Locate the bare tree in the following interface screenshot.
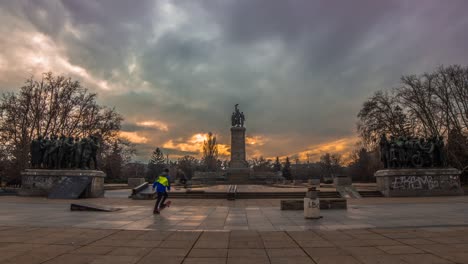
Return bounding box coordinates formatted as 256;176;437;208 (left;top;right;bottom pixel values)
0;72;123;180
202;132;219;171
357;91;411;148
319;153;342;178
357;65;468;171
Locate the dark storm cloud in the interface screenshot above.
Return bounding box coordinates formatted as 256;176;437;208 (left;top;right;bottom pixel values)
1;0;468;160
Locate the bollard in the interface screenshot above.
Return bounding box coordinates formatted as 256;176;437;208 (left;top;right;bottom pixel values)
304;187;321;219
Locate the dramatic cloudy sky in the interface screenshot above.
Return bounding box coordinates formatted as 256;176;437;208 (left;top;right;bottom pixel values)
1;0;467;162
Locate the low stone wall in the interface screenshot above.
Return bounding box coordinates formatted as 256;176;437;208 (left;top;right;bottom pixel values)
375;168;463;197
19;169;106;198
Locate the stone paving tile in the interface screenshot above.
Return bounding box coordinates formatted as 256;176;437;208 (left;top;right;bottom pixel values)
160;240;196;249
107;247;152;256
377;245;424;254
348;233;389;240
331;239;377;247
341;246;386;255
226;257;270;264
269;257;316;264
182;258;226;264
427;236;465;244
126;239;162;247
266;248;308;258
396;238;437;245
381;232;419;239
227;248;268;258
3;251;62;264
137;256;184;264
398;254;454;264
312;255;362;264
354;254;407;264
188;248;228;258
287;231;323;241
90;255;140;264
440;253;468;264
90;238;129;247
194;239;229;248
263;240;298;248
147;248;190;257
0;251;25;262
0;243;45;252
303;247;350;257
198;232;230;240
228;240;264;248
413;244;464;255
359;239;404;246
71;245;114;255
42;254;97;264
295;239;334;248
166;231;201;241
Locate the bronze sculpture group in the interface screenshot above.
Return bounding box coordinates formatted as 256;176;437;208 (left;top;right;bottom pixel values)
231;104;245;127
30;134;100;170
379;134;446;169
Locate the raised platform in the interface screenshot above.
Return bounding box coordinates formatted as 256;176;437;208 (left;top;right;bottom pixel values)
226;167;251;183
375;168;463;197
19;169;106;199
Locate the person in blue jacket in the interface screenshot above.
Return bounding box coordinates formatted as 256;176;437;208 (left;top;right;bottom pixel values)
153;168;170;214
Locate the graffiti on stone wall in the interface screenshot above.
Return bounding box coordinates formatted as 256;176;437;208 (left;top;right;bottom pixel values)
390;175;460;191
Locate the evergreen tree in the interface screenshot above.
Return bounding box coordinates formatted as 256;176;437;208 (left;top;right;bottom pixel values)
273;156;282;172
282;157;292;180
147;147;166;181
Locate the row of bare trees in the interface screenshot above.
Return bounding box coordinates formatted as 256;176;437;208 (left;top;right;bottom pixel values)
0;73;126;184
357;65;468;171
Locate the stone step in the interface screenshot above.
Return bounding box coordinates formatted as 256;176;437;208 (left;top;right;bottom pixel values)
281;198;347;210
359;191;383;197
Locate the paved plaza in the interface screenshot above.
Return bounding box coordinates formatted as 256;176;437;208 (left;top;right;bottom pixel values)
2;225;468;263
1;194;468;231
1;193;468;263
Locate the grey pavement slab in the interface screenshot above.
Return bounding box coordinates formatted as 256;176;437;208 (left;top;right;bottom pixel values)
1;195;468;232
0;227;466;263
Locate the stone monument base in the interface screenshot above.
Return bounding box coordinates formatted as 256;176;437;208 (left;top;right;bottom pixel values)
375;168;463;197
191;171;226;184
19;169;106;199
227;168;251;184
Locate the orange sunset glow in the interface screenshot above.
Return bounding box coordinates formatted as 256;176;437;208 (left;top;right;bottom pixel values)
1;1;465;165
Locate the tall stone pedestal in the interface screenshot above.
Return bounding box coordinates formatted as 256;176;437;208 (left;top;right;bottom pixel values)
19;169;106;199
375;168;463;197
228;126;250;183
227;168;251;184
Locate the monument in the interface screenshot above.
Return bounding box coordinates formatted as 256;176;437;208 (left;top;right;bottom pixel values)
227;104;251;183
374;134;463;197
20;134;106;199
